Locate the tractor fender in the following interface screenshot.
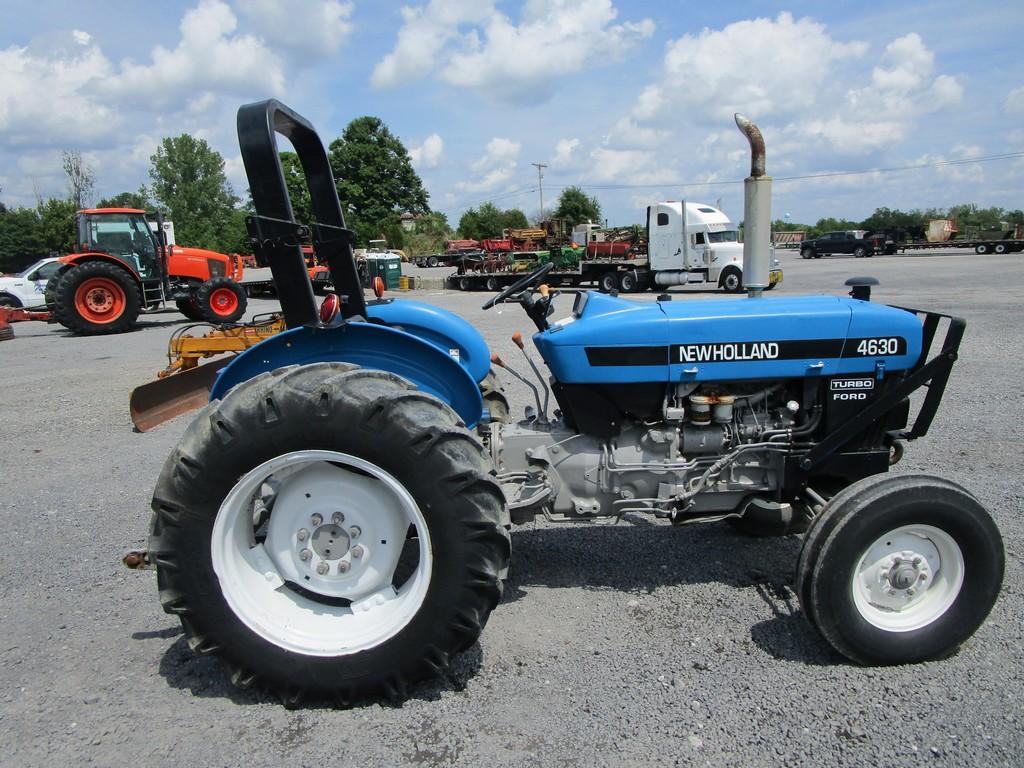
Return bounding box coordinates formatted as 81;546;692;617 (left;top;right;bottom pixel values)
210;321;484;427
365;299;491;383
58;253;144;287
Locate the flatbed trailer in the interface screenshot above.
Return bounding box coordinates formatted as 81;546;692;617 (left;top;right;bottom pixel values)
893;239;1024;255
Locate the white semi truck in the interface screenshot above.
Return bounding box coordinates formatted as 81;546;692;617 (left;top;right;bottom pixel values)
451;201;783;294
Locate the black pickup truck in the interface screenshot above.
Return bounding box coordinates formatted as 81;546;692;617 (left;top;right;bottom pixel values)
800;230;876;259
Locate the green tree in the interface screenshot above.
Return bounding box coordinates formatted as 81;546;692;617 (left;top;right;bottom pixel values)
149;135;239;251
946;203;1007;236
403;212;452;256
0;206;46;273
36;198;77;254
97;188;151;210
458;203;529;240
808;217;860;238
553;186;601;228
328;116;430;246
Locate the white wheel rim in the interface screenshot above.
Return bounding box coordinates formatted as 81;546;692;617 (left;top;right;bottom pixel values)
851;524;964;632
211;450;432;656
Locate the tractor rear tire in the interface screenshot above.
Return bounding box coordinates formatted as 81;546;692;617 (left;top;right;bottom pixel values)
975;243;989;255
796;474;1003;665
598;272;617;293
619;271;638;293
51;261;141;335
195;277;247;324
148;363;510;704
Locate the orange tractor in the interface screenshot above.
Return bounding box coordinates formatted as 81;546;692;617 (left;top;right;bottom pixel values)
44;208;247;335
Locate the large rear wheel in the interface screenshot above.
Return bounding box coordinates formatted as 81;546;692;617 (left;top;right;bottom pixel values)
796;474;1003;665
148;363;510;703
51;261;141;335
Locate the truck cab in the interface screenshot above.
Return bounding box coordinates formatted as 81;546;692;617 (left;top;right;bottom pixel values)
647;201;781;291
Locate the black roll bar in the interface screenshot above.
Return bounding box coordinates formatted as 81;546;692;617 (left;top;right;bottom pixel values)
236;99;367;327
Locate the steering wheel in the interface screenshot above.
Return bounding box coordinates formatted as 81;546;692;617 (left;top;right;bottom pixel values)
482;262;554;310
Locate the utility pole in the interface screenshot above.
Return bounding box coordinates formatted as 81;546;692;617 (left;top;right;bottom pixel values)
531;162;547;222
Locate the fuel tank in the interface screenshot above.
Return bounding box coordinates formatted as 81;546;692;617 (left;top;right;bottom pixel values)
534;292;923;384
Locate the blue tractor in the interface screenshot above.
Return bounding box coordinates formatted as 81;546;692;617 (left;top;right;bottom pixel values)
142;101;1002;704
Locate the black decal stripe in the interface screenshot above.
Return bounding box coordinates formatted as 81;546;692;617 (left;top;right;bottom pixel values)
586;346;667;366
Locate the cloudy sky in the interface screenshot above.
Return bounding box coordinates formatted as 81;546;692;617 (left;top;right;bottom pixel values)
2;0;1021;229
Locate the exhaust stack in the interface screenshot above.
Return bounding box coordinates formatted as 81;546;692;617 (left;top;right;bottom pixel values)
735;114;771;298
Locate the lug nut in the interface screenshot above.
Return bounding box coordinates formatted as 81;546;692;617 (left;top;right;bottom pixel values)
332;512;344;524
352;545;364;559
338;561;350;574
297;528;309;541
349;526;361;538
316;562;329;575
311;513;323;526
912;556;922;567
299;548;311;561
906;588;916;596
919;573;928;581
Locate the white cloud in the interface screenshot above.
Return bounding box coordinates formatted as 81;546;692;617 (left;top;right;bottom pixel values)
871;33;933;93
0;0;288;153
1005;85;1024;114
409;133;444;168
551;138;580;168
371;0;496;88
458;137;521;192
109;0;286;108
373;0;653;103
0;36;116;146
471;137;521;172
236;0;354;56
650;12;867;122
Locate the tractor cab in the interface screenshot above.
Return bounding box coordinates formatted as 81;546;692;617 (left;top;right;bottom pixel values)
75;208;161;280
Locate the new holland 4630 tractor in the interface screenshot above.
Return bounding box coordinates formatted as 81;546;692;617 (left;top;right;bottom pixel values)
136;101;1003;704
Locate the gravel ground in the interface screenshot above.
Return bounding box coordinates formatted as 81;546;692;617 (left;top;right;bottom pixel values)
1;248;1021;766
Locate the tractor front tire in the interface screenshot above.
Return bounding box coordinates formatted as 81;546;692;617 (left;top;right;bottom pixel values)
195;277;247;324
148;363;510;704
51;261;141;335
796;474;1003;665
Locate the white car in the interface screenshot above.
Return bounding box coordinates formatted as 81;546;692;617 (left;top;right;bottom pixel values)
0;257;62;308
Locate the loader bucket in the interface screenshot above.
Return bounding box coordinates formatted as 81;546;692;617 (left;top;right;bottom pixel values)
129;357;232;432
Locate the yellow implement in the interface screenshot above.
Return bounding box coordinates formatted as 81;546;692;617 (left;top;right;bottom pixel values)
130;315;285;432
